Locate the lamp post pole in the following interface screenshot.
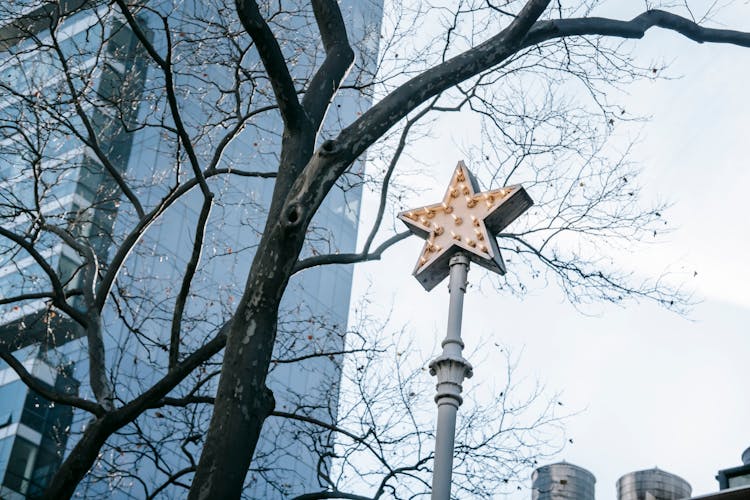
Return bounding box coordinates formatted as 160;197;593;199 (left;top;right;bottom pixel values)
429;252;473;500
397;161;533;500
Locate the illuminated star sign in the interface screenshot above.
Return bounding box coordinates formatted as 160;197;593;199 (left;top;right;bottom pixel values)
398;161;533;291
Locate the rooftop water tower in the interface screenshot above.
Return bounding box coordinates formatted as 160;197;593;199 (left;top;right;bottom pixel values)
616;468;692;500
531;462;596;500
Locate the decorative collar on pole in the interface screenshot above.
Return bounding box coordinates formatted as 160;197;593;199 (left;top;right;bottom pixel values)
398;161;533;291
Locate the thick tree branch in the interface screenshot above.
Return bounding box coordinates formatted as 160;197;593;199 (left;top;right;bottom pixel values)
41;224;92;262
339;0;551;148
303;0;355;131
0;351;105;416
523;9;750;48
170;195;213;369
293;3;750;247
293;231;410;274
42;322;230;499
121;321;229;420
235;0;308;130
0;289;81;306
289;0;552;220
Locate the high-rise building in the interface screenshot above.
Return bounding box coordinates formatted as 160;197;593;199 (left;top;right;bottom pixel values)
0;1;382;497
1;4;148;496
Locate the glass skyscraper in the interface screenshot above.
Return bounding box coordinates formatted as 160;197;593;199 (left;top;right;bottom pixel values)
1;3;149;496
0;1;382;498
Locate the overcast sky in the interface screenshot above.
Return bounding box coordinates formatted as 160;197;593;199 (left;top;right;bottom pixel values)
350;3;749;499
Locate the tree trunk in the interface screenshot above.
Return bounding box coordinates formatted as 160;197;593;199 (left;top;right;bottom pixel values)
186;307;278;500
188;130;317;499
186;223;307;499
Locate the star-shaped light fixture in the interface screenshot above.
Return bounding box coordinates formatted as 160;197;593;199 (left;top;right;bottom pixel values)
398;161;533;291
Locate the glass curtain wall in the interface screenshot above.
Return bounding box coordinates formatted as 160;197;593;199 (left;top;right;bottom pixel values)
0;3;147;495
1;1;383;498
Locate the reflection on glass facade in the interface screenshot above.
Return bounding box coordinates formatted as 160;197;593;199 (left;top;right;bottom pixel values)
0;346;78;499
0;2;152;497
1;1;383;498
0;3;149;350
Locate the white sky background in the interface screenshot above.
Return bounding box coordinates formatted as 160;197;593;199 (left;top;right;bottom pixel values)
349;2;750;499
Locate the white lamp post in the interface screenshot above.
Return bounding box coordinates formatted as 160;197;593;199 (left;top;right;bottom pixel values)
398;161;533;500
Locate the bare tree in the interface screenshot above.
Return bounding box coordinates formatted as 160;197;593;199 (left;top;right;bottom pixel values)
188;2;750;498
0;0;749;498
69;299;567;499
284;315;569;500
